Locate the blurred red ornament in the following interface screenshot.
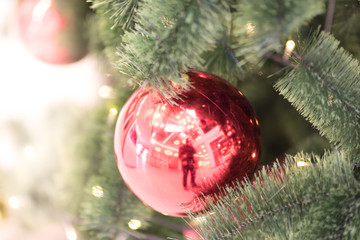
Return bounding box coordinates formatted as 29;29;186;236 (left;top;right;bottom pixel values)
114;70;261;217
17;0;87;64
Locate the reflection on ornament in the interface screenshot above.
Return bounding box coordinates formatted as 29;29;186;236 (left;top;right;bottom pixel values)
114;70;261;217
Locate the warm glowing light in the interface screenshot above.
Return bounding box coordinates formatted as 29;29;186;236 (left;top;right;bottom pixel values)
155;147;161;152
65;229;78;240
251;152;256;159
8;196;20;209
174;140;180;145
128;219;142;230
99;85;114;99
108;107;118;122
109;107;118;115
296;161;312;167
33;0;51;22
283;40;296;60
24;145;35;161
154;112;161;119
164;150;173;156
246;22;255;34
92;185;104;198
286;40;295;51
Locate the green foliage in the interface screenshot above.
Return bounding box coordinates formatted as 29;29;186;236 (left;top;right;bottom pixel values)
275;30;360;161
77;116;153;240
91;0;139;30
189;152;360;239
90;0;327;95
89;0;139;61
202;20;243;85
116;0;230;99
233;0;324;65
333;0;360;37
56;104;154;239
56;106;109;215
332;0;360;59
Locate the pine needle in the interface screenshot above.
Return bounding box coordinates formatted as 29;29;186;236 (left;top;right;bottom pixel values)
233;0;325;65
188;151;360;239
115;0;230;99
275;30;360;160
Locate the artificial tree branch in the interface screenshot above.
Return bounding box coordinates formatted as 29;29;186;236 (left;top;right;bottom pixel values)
267;53;290;67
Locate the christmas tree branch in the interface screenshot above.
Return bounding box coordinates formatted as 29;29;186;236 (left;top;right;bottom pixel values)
77;117;153;239
188;152;360;239
202;15;244;84
233;0;324;65
58;105;153;240
90;0;139;31
216;193;329;239
335;194;360;240
115;0;230;99
332;0;360;37
89;0;139;61
275;30;360;160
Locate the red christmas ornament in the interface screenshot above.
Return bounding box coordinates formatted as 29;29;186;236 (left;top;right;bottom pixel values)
17;0;87;64
114;70;261;217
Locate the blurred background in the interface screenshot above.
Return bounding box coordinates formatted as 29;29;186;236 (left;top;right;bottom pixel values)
0;0;103;239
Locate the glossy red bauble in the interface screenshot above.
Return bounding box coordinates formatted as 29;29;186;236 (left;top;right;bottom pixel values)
17;0;87;64
114;70;261;217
